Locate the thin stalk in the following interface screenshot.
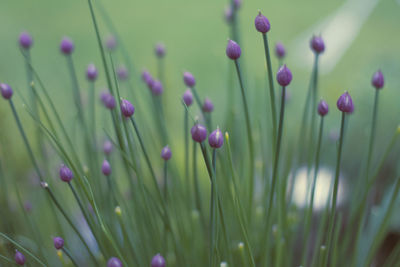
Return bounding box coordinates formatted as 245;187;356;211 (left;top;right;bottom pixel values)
87;0;113;91
0;254;13;264
306;55;320;171
331;214;343;267
190;86;210;130
115;213;141;265
62;247;79;267
95;0;136;76
349;89;380;267
192;142;207;231
262;33;277;146
68;183;102;251
14;185;47;264
365;90;380;179
288;55;319;204
66;56;85;125
129;117;162;202
233;59;255;212
264;86;286;264
364;176;400;266
88;82;97;148
301;116;325;265
163;160;168;255
318;246;327;267
322;112;346;266
209;149;217;267
225;133;256;267
184;109;191;207
9;100;42;182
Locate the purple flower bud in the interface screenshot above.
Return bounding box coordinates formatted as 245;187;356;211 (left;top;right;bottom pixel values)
19;31;33;49
102;160;111;176
208;128;224;148
233;0;242;10
226;40;241;60
60;37;74;55
276;64;292;86
117;66;129;81
254;12;270;33
182;89;193;106
146;76;155;90
105;35;117;51
120;99;135;117
318;99;329;116
155;43;166;58
151;80;164;96
0;83;13;100
151;254;166;267
161;146;172;161
15;250;26;266
371;70;384;89
275;42;286;59
86;63;98;81
101;92;116;110
53;237;64;250
203;98;214;113
183;72;196;87
59;164;73;182
142;70;152;84
336;91;354;113
224;6;233;24
103;140;113;155
191;123;207;143
310;35;325;54
107;257;123;267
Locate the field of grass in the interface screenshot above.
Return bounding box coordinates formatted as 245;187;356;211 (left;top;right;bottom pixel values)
1;0;400;266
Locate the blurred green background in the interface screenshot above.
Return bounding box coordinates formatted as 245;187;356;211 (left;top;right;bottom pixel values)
0;0;400;179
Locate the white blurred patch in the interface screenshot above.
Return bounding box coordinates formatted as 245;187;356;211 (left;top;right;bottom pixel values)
290;0;379;74
291;166;346;211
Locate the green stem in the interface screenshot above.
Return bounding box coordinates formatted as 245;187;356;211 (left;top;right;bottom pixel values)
288;55;319;204
192;142;207;231
163;160;168;255
62;247;79;267
350;89;380;267
225;133;256;266
66;56;85;125
262;33;277;145
190;87;211;130
365;90;380;181
68;183;103;253
322;112;346;266
233;59;254;213
302;116;324;265
87;0;113;91
184;110;191;207
364;176;400;266
263;86;286;265
306;55;320;172
89;82;97;148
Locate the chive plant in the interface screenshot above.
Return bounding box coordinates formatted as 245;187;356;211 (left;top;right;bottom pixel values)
1;3;400;267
